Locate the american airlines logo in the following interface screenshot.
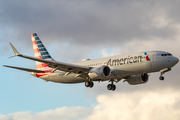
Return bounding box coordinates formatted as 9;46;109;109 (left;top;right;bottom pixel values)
107;55;144;66
107;52;151;66
144;52;151;61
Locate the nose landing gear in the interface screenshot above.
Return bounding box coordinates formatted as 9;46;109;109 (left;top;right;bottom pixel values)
159;68;171;81
159;76;164;80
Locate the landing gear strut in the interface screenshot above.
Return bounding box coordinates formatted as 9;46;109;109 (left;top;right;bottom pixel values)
85;81;94;88
107;80;116;91
159;68;171;81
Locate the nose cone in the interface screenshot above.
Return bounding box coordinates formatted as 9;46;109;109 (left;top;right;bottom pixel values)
176;57;179;64
172;57;179;66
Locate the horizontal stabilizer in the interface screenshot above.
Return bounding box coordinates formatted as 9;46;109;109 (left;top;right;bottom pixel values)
3;65;44;72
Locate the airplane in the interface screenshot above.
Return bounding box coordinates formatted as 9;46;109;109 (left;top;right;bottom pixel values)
3;33;179;91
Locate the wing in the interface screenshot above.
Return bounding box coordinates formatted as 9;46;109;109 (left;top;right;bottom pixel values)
3;65;44;72
9;42;90;75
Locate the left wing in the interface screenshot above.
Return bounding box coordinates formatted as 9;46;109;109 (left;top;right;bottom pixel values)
3;65;44;72
8;42;90;75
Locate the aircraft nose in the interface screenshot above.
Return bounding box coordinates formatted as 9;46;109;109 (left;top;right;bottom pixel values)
168;57;179;68
173;57;179;65
176;57;179;64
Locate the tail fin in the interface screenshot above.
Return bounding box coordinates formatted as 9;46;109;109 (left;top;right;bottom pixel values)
31;33;53;70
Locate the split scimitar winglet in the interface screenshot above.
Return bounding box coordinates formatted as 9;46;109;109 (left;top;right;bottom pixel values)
9;42;21;58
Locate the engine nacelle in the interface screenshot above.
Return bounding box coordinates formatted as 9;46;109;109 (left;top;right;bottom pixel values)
88;65;111;80
126;73;149;85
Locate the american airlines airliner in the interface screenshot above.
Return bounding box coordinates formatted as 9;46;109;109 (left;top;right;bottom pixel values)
4;33;179;91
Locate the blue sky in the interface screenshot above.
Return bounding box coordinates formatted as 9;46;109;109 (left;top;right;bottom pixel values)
1;0;180;120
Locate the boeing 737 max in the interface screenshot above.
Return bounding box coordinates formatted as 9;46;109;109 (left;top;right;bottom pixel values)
4;33;179;91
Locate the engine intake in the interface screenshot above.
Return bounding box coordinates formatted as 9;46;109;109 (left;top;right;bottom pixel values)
126;73;149;85
88;65;111;80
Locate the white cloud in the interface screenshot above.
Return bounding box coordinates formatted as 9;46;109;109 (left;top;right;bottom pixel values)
84;89;180;120
0;107;92;120
1;89;180;120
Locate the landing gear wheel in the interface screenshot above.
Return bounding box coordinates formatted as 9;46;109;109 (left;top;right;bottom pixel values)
159;76;164;80
107;84;116;91
107;84;112;90
85;81;94;88
85;81;90;87
89;82;94;88
112;85;116;91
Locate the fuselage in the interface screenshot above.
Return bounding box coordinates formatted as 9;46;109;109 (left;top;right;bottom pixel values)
31;51;179;83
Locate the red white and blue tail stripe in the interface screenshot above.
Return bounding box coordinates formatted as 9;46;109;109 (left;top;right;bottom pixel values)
31;33;53;70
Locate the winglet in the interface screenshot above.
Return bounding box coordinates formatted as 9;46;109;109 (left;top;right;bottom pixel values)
9;42;20;56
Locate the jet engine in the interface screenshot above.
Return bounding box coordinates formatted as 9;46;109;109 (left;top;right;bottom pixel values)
88;65;111;80
126;73;149;85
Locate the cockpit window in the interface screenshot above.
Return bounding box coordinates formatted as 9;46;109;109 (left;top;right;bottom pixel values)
161;54;172;56
167;54;172;56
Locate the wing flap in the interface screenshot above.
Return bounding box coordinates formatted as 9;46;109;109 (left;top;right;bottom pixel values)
3;65;44;72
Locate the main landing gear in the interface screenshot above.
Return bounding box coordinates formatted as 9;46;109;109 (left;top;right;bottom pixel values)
107;80;116;91
85;79;116;91
159;68;171;81
85;81;94;88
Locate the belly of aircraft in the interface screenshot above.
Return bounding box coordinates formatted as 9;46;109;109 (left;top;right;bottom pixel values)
40;73;86;83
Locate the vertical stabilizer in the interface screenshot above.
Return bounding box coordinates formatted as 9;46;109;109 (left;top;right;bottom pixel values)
31;33;53;70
